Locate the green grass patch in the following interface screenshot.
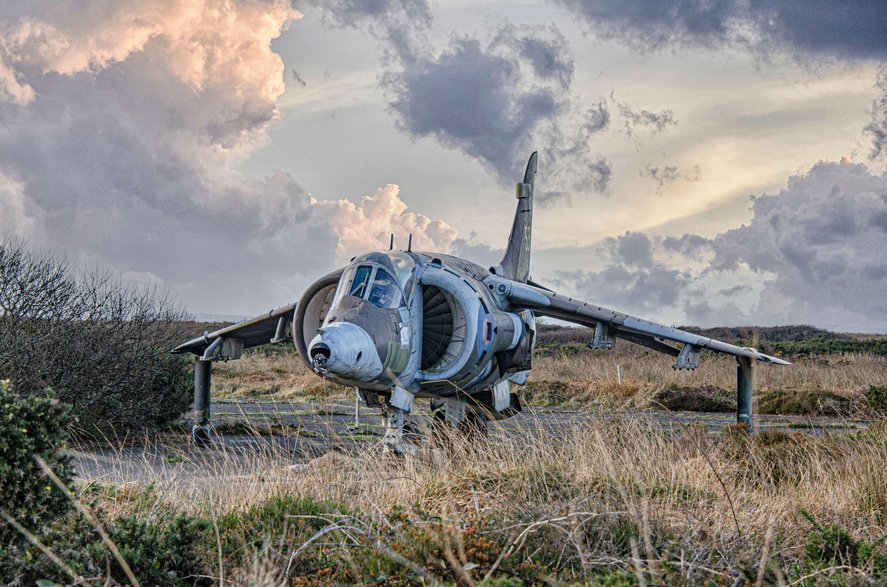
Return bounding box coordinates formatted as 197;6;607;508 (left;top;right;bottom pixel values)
758;389;851;416
653;384;733;412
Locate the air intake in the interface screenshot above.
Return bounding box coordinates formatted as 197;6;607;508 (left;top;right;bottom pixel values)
421;286;452;370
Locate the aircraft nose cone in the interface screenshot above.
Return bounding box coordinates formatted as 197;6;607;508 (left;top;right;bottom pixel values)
308;322;383;381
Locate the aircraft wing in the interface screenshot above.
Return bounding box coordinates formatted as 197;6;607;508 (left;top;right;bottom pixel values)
499;279;790;366
172;303;296;357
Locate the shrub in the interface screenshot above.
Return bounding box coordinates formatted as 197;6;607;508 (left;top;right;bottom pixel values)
0;237;193;435
867;385;887;413
801;511;887;579
653;384;733;412
7;507;213;586
757;389;850;416
0;380;73;554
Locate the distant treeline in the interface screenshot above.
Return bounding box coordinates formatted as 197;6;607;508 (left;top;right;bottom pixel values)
536;323;887;357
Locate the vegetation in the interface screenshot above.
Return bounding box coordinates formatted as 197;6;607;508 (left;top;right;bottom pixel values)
0;380;73;556
5;417;887;584
867;384;887;413
0;237;193;436
538;323;887;357
208;341;887;418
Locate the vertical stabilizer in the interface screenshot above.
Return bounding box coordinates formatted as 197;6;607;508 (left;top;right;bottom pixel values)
498;152;536;282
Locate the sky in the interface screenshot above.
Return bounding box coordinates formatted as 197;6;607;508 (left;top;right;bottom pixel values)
0;0;886;331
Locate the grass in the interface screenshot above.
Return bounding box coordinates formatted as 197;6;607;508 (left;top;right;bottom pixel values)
211;345;887;417
14;335;887;584
32;415;886;584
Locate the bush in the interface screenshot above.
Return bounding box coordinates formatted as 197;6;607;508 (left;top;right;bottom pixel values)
0;237;193;435
7;507;213;586
654;384;733;412
867;385;887;413
0;380;73;554
801;511;887;579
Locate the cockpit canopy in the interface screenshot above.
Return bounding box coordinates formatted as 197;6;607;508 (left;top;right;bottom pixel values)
344;264;403;309
331;251;417;313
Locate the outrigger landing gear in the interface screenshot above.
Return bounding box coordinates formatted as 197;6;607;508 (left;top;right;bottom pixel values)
736;356;755;432
192;358;212;447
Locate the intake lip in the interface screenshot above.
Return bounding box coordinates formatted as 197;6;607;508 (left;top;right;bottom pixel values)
310;343;331;364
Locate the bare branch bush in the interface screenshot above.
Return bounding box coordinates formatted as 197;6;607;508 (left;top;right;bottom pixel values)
0;236;193;436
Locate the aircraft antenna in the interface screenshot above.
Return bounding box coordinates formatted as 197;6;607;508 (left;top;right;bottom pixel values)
407;234;412;252
389;234;394;250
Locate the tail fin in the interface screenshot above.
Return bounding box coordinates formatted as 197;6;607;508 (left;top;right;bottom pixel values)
498;151;537;282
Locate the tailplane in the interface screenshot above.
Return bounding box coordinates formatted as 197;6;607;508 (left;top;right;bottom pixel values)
497;152;536;282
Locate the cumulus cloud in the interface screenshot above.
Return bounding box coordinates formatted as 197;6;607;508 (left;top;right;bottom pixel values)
315;184;458;258
553;0;887;60
0;1;460;314
551;162;887;331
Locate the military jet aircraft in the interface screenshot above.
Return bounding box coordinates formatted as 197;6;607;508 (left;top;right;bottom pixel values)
174;152;789;451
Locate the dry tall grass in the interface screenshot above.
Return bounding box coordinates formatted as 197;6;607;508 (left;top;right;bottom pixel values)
211;346;887;415
76;415;887;584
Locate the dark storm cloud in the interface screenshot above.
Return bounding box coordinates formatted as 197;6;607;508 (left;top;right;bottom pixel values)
554;162;887;330
385;37;561;181
384;25;612;195
662;233;710;260
610;231;653;267
554;263;692;315
553;0;887;60
314;1;611;200
509;25;575;89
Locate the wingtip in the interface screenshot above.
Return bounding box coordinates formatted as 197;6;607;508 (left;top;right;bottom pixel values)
759;354;792;366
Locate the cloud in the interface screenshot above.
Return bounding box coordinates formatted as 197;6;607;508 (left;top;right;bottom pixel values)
507;24;574;90
384;25;612;196
640;165;680;193
311;0;432;60
610;231;653;267
864;68;887;160
640;164;699;193
613;95;677;137
452;231;506;270
0;1;460;314
312;3;611;200
553;0;887;60
550;161;887;331
315;184;458;258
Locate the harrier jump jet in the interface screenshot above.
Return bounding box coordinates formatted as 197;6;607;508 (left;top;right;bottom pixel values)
174;153;788;450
